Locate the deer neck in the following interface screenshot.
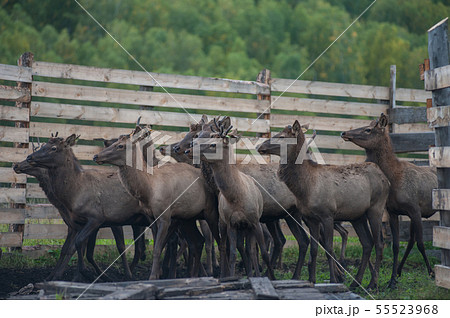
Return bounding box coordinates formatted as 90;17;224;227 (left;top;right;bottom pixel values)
208;149;242;203
365;134;400;182
201;161;219;195
118;164;154;202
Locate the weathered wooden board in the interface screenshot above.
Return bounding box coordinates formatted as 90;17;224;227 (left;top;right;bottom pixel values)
435;265;450;289
0;126;29;143
272;96;388;117
428;105;450;128
0;208;25;224
390;132;435;153
433;226;450;250
30;101;269;133
26;204;60;219
0;85;30;102
32;61;270;95
0;232;22;247
425;64;450;91
271;78;430;103
0;147;30;163
31;81;270;114
429;147;450;167
432;189;450;211
0;167;27;183
100;284;158;300
249;277;279;299
271;114;371;132
389;106;427;124
0;64;32;82
393;123;433;133
0;188;26;204
0;105;29;122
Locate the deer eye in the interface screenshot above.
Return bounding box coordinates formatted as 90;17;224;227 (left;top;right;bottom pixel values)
51;146;57;151
364;128;372;133
117;144;124;149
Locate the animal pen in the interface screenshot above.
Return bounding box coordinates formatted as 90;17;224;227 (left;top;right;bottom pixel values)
0;52;439;263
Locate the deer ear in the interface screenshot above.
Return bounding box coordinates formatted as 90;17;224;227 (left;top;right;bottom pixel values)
104;138;118;148
200;114;208;125
133;125;143;135
292;120;302;133
65;134;78;147
379;113;389;128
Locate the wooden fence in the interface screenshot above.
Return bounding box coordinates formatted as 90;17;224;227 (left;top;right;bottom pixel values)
425;18;450;290
0;52;434;251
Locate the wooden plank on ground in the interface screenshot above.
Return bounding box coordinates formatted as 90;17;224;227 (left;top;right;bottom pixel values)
0;147;30;162
271;78;431;102
0;105;29;121
271;114;371;132
433;226;450;250
435;265;450;289
30;102;269;133
32;61;270;95
0;232;22;247
390;132;435;153
100;284;158;300
0;126;29;143
428;105;450;128
425;64;450;91
249;277;279;300
0;64;32;82
0;188;26;204
35;281;127;296
432;189;450;211
389;106;427;124
0;167;27;183
429;147;450;167
272;96;388;117
314;283;348;293
0;85;30;102
0;208;25;224
31;81;269;114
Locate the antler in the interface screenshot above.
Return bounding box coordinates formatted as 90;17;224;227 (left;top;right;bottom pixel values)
136;116;142;127
306;130;317;148
224;125;233;137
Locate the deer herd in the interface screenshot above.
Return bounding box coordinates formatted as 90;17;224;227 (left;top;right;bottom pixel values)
13;113;438;290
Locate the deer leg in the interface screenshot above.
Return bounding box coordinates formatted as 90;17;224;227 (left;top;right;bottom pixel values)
130;225;146;272
265;221;283;269
166;233;179;279
110;226;133;280
397;221;415;277
388;213;400;289
85;229;104;277
219;221;229;277
74;219;103;281
199;220;214;276
237;231;252;277
285;216;309;280
409;213;433;277
350;218;373;287
179;219;205;278
322;218;341;283
274;220;286;269
47;227;77;281
247;232;260;277
149;219;172;280
334;222;348;267
306;219;320;284
228;226;238;278
254;223;275;280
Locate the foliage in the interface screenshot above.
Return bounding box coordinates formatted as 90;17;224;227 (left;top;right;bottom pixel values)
1;0;449;87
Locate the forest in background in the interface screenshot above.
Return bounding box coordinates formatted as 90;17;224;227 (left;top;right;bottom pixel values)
1;0;449;89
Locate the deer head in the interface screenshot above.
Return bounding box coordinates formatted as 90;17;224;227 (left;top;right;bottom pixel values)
257;123;310;156
26;134;79;168
340;113;389;150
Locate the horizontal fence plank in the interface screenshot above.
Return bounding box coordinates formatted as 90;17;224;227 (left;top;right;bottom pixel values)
0;167;27;183
0;64;32;82
0;208;25;224
0;188;26;204
427;105;450;128
26;204;60;219
268;153;366;165
390;132;435;153
273;96;388;117
393;123;433;133
432;189;450;211
271;114;371;131
425;64;450;91
0;85;30;102
32;61;270;95
32;81;270;115
30;102;269;133
0;147;30;163
0;232;22;247
389;106;427;124
271;78;431;102
0;105;29;121
0;126;29;143
435;265;450;289
24;223;147;240
429;147;450;167
433;226;450;250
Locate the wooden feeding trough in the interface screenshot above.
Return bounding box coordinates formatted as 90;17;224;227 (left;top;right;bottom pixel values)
14;277;364;300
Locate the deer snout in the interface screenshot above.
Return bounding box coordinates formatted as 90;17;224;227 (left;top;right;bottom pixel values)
340;131;351;141
12;163;19;172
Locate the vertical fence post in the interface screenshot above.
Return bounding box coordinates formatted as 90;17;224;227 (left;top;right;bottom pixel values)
10;52;33;251
256;69;271;139
427;18;450;286
388;65;397;133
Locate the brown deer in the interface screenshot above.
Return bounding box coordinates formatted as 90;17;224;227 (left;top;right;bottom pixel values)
187;119;275;279
25;135;152;281
274;120;389;289
257;131;350;266
341;113;438;288
93;126;220;279
178;116;309;279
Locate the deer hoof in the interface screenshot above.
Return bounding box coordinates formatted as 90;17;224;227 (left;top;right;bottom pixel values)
387;279;398;289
